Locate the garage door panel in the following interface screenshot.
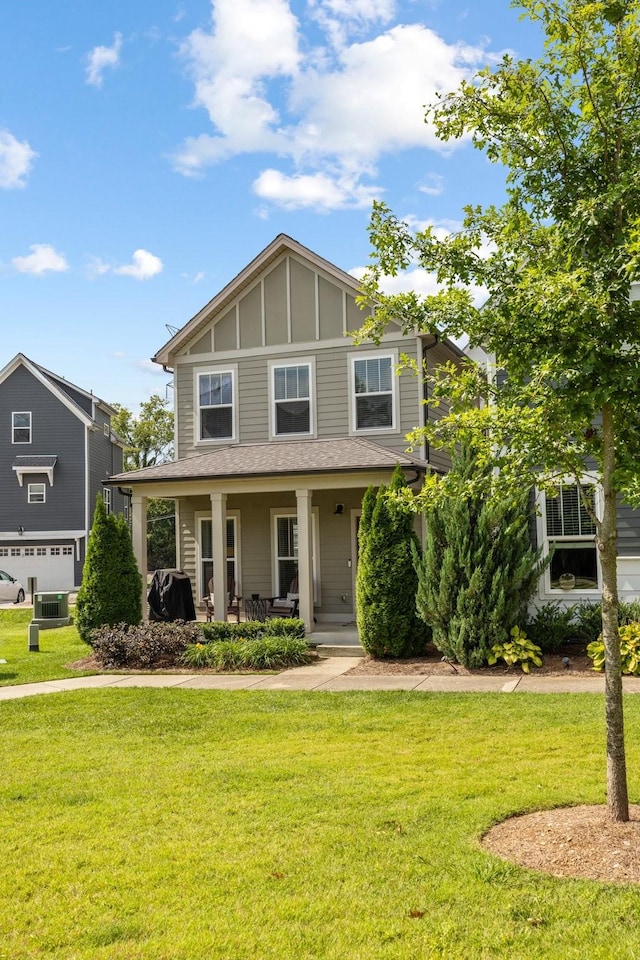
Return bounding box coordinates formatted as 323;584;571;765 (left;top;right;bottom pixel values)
0;547;75;591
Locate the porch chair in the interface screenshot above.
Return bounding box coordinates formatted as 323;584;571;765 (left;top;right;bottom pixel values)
204;576;241;623
266;577;299;618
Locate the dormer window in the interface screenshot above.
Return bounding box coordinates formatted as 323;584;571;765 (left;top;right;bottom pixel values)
12;412;31;444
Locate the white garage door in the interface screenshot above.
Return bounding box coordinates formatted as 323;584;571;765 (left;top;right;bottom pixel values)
0;546;76;592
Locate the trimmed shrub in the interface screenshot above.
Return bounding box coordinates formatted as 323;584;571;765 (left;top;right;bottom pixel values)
356;465;430;658
524;602;578;653
200;618;305;643
415;445;547;668
76;496;142;644
90;620;202;668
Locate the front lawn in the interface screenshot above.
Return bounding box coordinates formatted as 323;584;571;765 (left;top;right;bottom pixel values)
1;690;640;958
0;608;95;686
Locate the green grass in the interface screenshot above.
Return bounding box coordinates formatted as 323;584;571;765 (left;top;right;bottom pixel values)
0;608;96;686
2;690;640;958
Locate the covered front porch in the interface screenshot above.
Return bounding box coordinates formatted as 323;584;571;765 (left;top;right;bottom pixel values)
108;438;427;633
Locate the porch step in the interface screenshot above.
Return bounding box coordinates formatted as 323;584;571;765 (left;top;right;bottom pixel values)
314;643;364;658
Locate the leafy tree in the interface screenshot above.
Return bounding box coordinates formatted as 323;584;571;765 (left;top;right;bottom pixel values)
112;395;175;570
415;445;546;667
111;395;174;471
75;496;142;643
355;0;640;819
356;464;429;657
147;497;176;570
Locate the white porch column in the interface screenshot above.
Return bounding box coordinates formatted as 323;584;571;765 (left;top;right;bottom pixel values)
131;494;148;619
210;492;228;622
296;488;314;632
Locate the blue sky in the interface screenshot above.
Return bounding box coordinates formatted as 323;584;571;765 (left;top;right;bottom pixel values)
1;0;544;412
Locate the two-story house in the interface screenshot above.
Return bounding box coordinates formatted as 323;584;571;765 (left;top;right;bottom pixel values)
0;354;127;591
107;235;464;629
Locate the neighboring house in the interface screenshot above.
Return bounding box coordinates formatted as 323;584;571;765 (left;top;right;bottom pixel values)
0;354;127;591
107;234;465;629
468;344;640;607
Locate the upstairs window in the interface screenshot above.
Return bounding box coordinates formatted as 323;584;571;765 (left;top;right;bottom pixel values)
12;412;31;444
28;483;46;504
543;482;599;592
352;355;395;431
198;371;234;441
273;363;312;436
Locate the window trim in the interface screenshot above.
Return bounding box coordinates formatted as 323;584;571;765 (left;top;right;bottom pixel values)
268;358;316;440
194;366;238;446
28;482;46;504
12;411;32;444
348;350;399;434
196;511;241;601
270;508;320;602
536;477;602;598
103;488;112;515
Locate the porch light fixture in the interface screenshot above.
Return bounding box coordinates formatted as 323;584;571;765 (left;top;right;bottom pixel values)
333;503;345;516
18;526;24;536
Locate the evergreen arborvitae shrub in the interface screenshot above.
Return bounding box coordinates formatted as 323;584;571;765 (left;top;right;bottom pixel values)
75;496;142;643
414;445;546;667
356;464;429;658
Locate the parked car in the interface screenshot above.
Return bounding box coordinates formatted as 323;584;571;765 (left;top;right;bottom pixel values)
0;570;25;603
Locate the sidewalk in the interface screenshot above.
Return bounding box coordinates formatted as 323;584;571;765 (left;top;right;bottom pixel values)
2;658;640;700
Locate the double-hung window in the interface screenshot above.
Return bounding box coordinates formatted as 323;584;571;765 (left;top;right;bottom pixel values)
272;363;312;436
542;482;599;592
28;483;46;504
198;371;234;441
351;354;395;431
12;412;31;444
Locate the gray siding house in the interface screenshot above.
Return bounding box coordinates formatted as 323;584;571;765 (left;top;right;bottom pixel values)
0;354;126;590
107;235;464;629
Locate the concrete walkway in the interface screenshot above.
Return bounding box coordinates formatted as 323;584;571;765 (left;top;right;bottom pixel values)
2;658;640;700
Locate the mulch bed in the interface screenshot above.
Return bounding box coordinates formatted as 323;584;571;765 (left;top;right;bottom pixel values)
344;642;592;677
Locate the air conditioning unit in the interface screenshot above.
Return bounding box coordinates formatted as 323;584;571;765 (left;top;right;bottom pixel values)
32;591;70;629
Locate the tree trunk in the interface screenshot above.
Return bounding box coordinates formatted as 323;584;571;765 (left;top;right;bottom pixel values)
599;404;629;822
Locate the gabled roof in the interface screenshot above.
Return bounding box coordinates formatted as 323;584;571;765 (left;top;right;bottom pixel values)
108;437;427;486
0;353;114;426
152;234;365;367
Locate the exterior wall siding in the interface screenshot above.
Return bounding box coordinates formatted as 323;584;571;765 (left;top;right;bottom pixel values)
0;365;86;533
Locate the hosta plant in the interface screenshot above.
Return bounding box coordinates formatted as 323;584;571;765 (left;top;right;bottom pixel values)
488;626;543;673
587;623;640;676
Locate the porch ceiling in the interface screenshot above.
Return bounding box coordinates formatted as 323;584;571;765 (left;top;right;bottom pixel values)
107;437;426;490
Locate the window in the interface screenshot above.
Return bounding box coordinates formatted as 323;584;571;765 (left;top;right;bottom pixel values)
272;363;312;436
11;548;20;557
0;548;7;557
103;422;110;437
352;355;395;431
63;546;73;556
542;482;599;592
271;511;320;601
275;516;298;597
198;371;234;441
50;547;60;556
103;488;111;515
199;516;238;599
12;412;31;444
28;483;46;504
24;548;34;556
37;547;46;556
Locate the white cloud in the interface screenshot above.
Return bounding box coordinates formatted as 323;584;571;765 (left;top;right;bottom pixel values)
0;130;37;188
12;244;69;275
114;249;163;280
253;167;380;210
419;173;444;196
85;255;112;279
173;1;497;209
85;33;123;87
